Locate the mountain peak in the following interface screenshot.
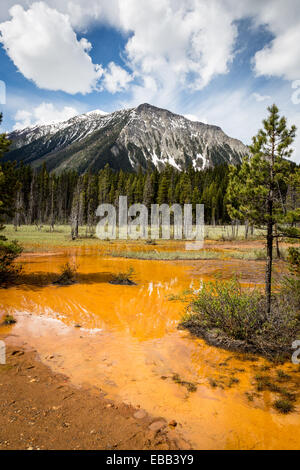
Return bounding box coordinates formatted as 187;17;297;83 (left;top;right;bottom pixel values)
6;104;249;174
85;109;108;117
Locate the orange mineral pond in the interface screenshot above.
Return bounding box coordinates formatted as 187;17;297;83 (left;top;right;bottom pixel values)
1;247;299;450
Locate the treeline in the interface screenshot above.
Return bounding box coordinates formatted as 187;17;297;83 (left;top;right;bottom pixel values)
2;162;231;231
3;159;299;236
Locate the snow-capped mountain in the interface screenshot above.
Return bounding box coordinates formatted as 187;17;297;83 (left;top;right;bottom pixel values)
5;103;248;173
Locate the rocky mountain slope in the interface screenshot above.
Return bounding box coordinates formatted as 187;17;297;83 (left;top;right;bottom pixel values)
5;104;248;173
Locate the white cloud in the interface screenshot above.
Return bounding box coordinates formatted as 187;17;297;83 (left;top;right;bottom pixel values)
0;0;240;98
0;2;102;94
224;0;300;81
14;102;78;129
119;0;238;92
252;92;271;102
254;26;300;81
102;62;133;94
1;0;300;136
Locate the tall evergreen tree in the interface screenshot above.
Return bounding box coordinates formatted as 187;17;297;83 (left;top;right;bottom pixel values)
0;114;15;229
227;105;298;312
143;171;154;207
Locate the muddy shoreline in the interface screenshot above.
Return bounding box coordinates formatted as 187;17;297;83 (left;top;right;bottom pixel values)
179;322;292;361
0;346;191;450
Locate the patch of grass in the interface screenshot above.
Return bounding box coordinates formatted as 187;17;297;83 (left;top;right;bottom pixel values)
145;239;157;246
2;315;16;325
245;392;255;402
208;378;218;388
260;364;271;372
168;294;182;301
168;289;193;302
2;225;99;250
228;377;240;387
252;372;298;413
235;354;258;362
254;374;282;393
109;248;275;261
53;262;77;286
110;267;136;286
273;399;295;414
280;389;297;402
172;374;197;393
205;226;264;241
276;370;291;382
109;250;223;261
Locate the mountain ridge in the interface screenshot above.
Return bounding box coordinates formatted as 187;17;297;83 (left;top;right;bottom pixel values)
4;103;249;173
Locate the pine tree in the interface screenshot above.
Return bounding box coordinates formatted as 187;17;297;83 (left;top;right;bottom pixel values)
227;104;297;312
0;114;23;283
0;114;13;229
70;180;83;240
49;177;56;232
157;175;169;205
143;171;154;207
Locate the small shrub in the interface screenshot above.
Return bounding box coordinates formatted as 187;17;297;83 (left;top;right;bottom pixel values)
110;267;136;286
172;374;197;392
180;278;300;359
280;389;297;402
145;239;157;246
273;399;295;414
287;247;300;276
0;239;23;286
2;314;16;325
245;392;255;402
228;377;239;387
276;370;291;382
54;262;77;286
281;247;300;310
182;279;266;342
208;378;217;388
254;374;282;393
253;249;266;260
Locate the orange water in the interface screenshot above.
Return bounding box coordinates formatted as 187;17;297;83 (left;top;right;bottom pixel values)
0;248;299;450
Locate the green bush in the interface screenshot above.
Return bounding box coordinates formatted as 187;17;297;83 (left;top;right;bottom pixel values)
180;278;300;359
287;247;300;274
0;239;23;285
3;314;16;325
54;262;77;286
183;279;266;341
110;267;136;285
280;247;300;310
273;399;295;414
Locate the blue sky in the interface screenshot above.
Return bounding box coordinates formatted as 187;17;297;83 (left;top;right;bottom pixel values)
0;0;300;162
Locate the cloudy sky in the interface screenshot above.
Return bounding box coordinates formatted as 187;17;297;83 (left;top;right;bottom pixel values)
0;0;300;161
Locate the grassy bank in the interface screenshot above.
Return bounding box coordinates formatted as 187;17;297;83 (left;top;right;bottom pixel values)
2;224;265;246
108;248;278;261
2;224;270;258
2;225;99;250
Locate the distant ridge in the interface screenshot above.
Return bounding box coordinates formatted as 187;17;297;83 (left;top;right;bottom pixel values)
5;103;248;173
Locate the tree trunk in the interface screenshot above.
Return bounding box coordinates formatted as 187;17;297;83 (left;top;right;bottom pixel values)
265;202;273;313
275;224;281;258
245;220;249;240
71;214;79;240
